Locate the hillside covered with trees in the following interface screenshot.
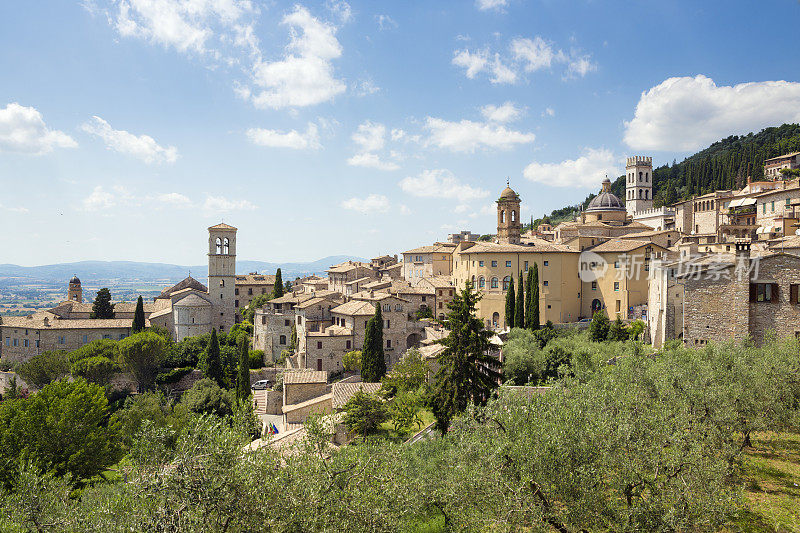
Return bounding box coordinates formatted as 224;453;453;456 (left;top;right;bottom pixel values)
534;123;800;228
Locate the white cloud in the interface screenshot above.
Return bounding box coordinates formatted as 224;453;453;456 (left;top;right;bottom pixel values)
0;103;77;155
351;120;386;152
355;79;380;96
82;185;121;210
81;116;178;164
376;14;397;30
155;192;193;207
203;195;257;213
399;169;490;202
326;0;352;23
246;123;321;149
399;204;411;215
346;153;400;171
489;54;517;84
455;35;597;83
523;148;619;189
481;102;523;123
112;0;257;55
542;107;555;117
0;203;30;214
452;48;488;79
248;6;346;109
511;36;557;72
624;75;800;152
425;116;535;152
476;0;508;11
340;194;390;213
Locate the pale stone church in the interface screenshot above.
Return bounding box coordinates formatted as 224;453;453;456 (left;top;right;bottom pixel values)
0;223;238;362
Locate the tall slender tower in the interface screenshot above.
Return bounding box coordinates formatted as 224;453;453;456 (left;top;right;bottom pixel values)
497;183;521;244
208;223;237;332
625;155;653;216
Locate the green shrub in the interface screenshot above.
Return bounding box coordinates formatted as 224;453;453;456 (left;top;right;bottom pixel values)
248;350;264;369
155;366;193;385
181;378;234;417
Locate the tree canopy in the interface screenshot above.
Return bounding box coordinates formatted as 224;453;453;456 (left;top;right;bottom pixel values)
90;288;115;319
361;305;386;382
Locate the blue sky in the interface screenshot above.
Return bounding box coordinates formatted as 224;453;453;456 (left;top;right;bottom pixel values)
2;0;800;266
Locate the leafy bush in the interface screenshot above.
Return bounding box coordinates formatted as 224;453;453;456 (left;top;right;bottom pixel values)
164;334;209;368
342;390;388;437
248;350;264;369
342;350;362;373
15;350;70;389
181;378;234;417
588;311;610;342
71;356;119;386
415;306;433;320
382;349;428;394
155;366;193;385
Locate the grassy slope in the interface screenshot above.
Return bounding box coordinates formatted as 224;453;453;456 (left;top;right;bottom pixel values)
734;432;800;532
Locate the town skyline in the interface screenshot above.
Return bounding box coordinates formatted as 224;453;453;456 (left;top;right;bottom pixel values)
2;0;800;266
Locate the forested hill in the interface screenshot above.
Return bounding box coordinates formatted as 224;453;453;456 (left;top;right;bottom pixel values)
538;123;800;226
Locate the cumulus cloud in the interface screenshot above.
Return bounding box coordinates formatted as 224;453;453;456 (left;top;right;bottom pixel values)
81;116;178;164
399;169;490;202
246;123;321;149
481;102;523;123
346;153;400;171
424;116;535;152
454;35;596;83
542;107;555;117
340;193;390;213
101;2;348;110
624;75;800;151
111;0;257;55
351;120;386;152
203;195;257;213
523;148;619;189
248;6;346;109
452;49;488;79
476;0;508;10
154;192;193;207
0;103;77;155
82;185;130;210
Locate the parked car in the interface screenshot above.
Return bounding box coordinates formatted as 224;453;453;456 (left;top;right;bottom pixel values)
252;380;271;390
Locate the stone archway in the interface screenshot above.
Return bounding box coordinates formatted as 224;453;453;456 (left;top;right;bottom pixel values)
406;333;421;349
591;299;602;314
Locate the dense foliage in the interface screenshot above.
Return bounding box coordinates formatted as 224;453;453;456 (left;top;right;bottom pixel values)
361;305;386;382
90;288;115;319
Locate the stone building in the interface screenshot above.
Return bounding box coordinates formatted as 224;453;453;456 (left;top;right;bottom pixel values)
234;273;276;320
680;242;800;346
401;243;456;285
764;152;800;179
496;185;522;244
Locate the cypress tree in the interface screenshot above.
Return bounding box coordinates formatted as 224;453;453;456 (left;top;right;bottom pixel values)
132;295;145;333
91;288;115;319
514;271;524;328
504;277;515;329
528;263;540;330
273;268;284;298
203;329;225;388
236;337;250;401
361;304;386;382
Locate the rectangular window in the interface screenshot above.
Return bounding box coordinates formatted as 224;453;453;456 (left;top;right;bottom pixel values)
791;284;800;304
614;261;620;268
591;281;597;290
543;280;549;286
750;283;778;302
103;334;111;339
235;288;239;295
771;201;775;212
763;203;767;214
35;340;40;348
82;335;88;343
543;261;549;267
615;300;621;312
489;260;496;267
317;341;323;349
13;339;18;347
385;320;390;329
23;339;28;348
4;338;8;347
421;296;426;302
386;339;391;348
58;336;65;344
235;300;239;307
505;260;512;267
614;282;620;291
479;260;484;267
524;261;529;271
346;340;351;350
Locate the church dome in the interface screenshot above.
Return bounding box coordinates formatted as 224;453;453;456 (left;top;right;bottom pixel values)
499;186;518;199
69;275;81;284
586;191;625;212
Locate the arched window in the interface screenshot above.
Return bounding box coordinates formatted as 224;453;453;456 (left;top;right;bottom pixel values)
502;276;511;290
279;335;287;345
220;279;225;287
223;237;229;254
471;275;475;284
639;171;642;181
645;172;649;182
511;210;516;222
479;277;485;288
639;189;643;199
500;210;505;223
216;237;222;254
490;277;498;289
645;190;649;199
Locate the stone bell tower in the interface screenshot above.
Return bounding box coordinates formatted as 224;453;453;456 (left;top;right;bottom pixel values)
626;155;653;216
68;275;82;303
497;182;522;244
208;223;237;332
